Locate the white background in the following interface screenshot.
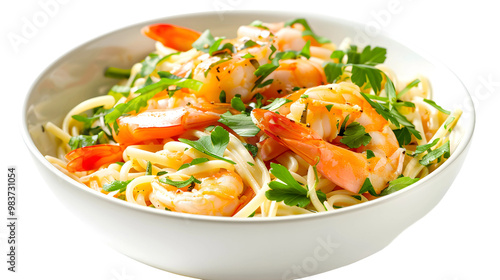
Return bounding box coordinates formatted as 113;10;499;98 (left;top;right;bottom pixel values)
1;0;499;279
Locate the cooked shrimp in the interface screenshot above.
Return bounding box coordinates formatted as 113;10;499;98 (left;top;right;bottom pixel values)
152;170;245;216
113;103;232;145
252;82;405;194
261;58;326;98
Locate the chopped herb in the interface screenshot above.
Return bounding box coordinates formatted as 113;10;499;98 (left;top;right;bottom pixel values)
380;176;420;196
104;67;131;79
265;163;326;208
156;171;168;176
241;53;255;59
423;99;451;115
103;179;132;192
209;38;235;56
393;127;413;146
68;131;108;150
219;90;226;103
243;143;258;157
178;158;210;170
179;126;236;164
247;162;255;166
397;79;420;98
325;104;333;112
146;161;153;175
284;18;330;44
240;40;258;50
419;141;450;166
231;94;247;112
261;98;292;111
340;122;372;149
192;29;216;53
140;53;162;77
218;112;260;137
159;175;201;189
411;138;440;156
366;150;375;159
358;178;379;196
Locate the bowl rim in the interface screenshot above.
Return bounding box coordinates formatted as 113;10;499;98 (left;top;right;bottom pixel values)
21;10;476;224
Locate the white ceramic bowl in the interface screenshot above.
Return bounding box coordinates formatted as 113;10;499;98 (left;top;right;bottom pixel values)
22;11;475;280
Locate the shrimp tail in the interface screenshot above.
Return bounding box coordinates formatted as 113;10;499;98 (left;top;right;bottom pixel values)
252;108;368;193
141;24;201;51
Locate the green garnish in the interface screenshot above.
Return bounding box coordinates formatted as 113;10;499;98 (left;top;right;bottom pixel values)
366;150;375;159
68;131;108;150
423;99;451;115
419;141;450;166
140;53;162;77
178;158;210;170
179;126;236;164
358;178;379;196
243;143;258;157
340;122;372;149
380;176;420;196
103;179;132;192
104;67;131;79
145;161;153;175
265;163;326;208
218;112;260;137
284;18;331;44
159;176;202;189
410;138;440;156
192;29;216;53
397;79;420;98
261;98;292;111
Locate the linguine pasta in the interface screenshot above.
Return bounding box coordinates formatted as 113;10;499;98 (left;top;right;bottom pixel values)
44;19;460;217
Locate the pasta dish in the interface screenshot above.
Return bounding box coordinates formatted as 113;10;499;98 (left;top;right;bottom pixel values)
44;19;461;217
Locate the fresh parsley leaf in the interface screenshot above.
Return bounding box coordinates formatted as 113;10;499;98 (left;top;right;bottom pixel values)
323;61;345;83
209;38;235;56
261;98;292;111
411;138;440;156
350;64;384;94
231;95;247;112
419;141;450;166
103;179;132;192
380;176;420;196
266;163;326;208
140;53;162;77
192;29;216;53
218;112;260;137
359;46;387;65
366;150;375;159
243;143;258;157
358;178;379;196
156;171;168;176
392;127;413;146
300;40;311;59
423;99;451;115
159;176;202;188
68;131;108;150
178;158;210;170
179;126;236;164
241;40;258;50
340;122;372;149
104;67;131;79
284;18;331;44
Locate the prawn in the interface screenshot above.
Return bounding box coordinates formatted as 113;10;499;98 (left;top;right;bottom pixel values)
113;103;232;145
65;144;125;172
252;83;405;194
152;170;245;216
